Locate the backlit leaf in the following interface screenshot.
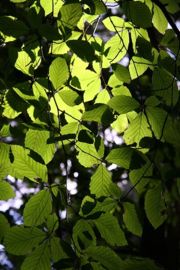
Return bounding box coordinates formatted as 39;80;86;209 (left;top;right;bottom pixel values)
90;164;112;197
5;226;46;255
23;190;52;226
49;57;69;90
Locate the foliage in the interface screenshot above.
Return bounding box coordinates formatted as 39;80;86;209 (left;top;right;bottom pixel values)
0;0;179;269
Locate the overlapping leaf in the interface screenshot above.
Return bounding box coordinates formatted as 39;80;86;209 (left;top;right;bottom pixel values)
23;190;52;226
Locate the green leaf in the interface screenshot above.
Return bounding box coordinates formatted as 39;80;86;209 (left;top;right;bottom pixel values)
111;114;128;134
67;40;95;62
14;50;33;76
21;242;51;270
123;1;152;28
94;213;127;246
59;3;82;29
59;87;82;106
86;246;124;270
0;181;15;201
25;129;55;164
10;0;28;2
104;31;129;64
23;190;52;226
129;160;153;193
92;0;107;15
49;57;69;90
73;219;96;251
4;226;46;255
40;0;63;16
114;64;131;83
76;141;101;168
146;107;167;140
50;237;68;262
90;164;112;197
0;16;28;38
152;67;179;106
11;145;48;182
124;112;152;146
82;105;113;125
108;95;139;114
129;57;152;80
152;4;168;34
145;182;167;229
0;214;10;242
106;147;134;169
123;202;142;237
103;16;125;32
0;143;11;180
46;214;59;232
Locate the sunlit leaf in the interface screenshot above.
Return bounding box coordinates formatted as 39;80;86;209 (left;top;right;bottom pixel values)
90;164;112;197
11;145;48;182
108;95;139;114
49;57;69;90
23;189;52;226
25;129;55;164
0;181;15;201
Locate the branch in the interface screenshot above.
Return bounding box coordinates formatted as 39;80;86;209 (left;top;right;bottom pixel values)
152;0;180;38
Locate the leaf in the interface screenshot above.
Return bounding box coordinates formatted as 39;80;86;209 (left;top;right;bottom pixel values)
59;3;82;29
0;214;10;242
21;242;51;270
111;114;128;134
145;183;167;229
123;1;152;28
82;105;113;125
10;0;28;2
46;214;59;232
73;220;96;251
86;246;124;270
145;106;167;140
129;57;152;80
67;40;95;62
152;4;168;34
90;164;112;197
114;64;131;83
124;112;152;146
0;16;28;38
108;95;139;114
50;237;68;262
123;202;142;237
92;0;107;15
23;190;52;226
59;87;82;106
40;0;63;16
49;57;69;90
76;142;101;168
25;129;55;164
0;143;11;180
103;16;125;32
94;213;127;246
106;147;134;169
129;160;153;193
152;67;179;106
104;31;129;64
4;226;46;255
0;181;15;201
14;50;33;76
11;145;48;182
